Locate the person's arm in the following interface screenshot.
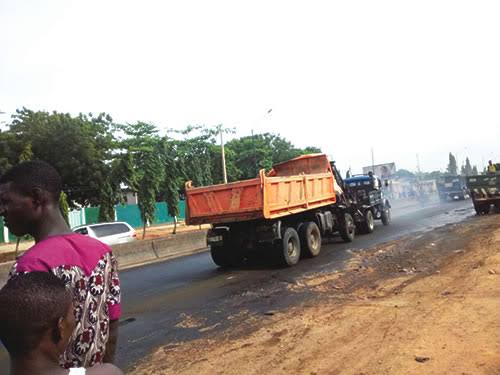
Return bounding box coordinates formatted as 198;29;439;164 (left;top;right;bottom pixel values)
103;319;119;363
104;251;122;364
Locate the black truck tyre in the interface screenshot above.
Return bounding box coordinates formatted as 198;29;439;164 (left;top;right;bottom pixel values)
381;206;391;225
339;213;355;243
474;204;482;215
299;221;322;258
359;210;375;234
474;203;490;215
210;245;232;267
210;242;243;268
276;227;301;266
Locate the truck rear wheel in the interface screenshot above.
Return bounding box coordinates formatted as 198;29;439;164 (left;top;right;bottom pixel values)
474;203;490;215
210;244;243;268
381;207;391;225
275;227;301;266
299;221;322;258
359;210;375;234
339;213;355;242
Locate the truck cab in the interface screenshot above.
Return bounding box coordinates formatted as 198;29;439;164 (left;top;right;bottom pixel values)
343;174;391;232
436;176;469;202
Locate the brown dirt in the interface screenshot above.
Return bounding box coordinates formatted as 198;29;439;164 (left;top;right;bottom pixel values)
131;215;500;375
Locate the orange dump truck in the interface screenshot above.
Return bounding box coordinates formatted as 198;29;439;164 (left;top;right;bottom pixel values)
185;154;356;267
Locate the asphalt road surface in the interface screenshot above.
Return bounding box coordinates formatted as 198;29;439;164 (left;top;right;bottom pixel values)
0;199;474;373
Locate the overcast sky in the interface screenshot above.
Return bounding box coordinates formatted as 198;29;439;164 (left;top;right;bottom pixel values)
1;0;499;174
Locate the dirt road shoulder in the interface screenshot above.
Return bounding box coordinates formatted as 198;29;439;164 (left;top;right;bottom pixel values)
131;214;500;375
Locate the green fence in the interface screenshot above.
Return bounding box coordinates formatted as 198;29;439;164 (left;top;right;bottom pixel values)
1;201;187;242
115;201;186;229
85;207;100;225
0;217;21;243
116;204;142;228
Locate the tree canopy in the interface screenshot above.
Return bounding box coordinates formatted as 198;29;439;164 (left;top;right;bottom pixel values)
0;109;313;223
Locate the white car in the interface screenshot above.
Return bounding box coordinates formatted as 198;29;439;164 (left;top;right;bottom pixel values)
72;222;137;246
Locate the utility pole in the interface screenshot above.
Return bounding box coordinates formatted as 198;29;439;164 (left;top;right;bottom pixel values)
416;153;421;174
219;125;228;184
251;129;258;176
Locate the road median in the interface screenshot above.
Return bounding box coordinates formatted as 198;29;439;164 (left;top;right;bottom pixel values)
0;229;209;287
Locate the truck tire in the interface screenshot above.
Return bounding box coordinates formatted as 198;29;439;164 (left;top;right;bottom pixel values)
474;203;489;215
299;221;322;258
275;227;301;266
359;210;375;234
339;213;355;243
381;206;391;225
210;243;243;268
474;204;481;215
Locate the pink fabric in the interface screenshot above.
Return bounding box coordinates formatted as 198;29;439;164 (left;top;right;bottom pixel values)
15;233;110;276
108;303;122;321
14;233;122;321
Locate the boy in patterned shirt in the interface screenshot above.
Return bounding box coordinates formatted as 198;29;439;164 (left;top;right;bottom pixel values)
0;161;121;368
0;272;123;375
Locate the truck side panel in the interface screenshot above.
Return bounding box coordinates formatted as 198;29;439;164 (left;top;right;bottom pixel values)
264;173;336;219
185;178;264;225
185;154;337;226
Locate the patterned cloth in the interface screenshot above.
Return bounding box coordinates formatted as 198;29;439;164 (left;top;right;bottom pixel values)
8;233;121;368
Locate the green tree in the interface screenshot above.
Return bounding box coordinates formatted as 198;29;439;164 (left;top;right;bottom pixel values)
461;157;473;176
209;143;240;183
0;130;17;174
19;142;34;162
225;133;322;180
446;153;458;176
98;179;117;222
175;126;214;187
472;166;479;175
59;191;70;225
137;144;164;238
98;151;139;223
7;108;117;207
159;139;182;234
119;122;163;238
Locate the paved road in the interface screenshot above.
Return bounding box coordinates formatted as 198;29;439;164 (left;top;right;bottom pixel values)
0;200;474;373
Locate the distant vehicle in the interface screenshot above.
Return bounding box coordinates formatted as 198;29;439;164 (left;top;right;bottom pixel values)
72;222;137;246
343;174;392;232
466;171;500;215
436;176;469;202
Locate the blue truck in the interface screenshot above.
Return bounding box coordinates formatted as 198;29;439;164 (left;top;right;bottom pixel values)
436;175;469;202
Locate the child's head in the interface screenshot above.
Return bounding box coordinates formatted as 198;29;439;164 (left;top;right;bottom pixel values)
0;272;75;360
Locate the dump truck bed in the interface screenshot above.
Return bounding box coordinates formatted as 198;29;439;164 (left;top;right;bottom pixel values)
466;174;500;202
185;154;337;225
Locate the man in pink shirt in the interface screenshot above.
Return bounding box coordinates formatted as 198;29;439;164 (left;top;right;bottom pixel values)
0;161;121;368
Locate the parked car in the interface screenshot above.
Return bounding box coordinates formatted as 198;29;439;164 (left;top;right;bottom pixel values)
72;222;137;246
